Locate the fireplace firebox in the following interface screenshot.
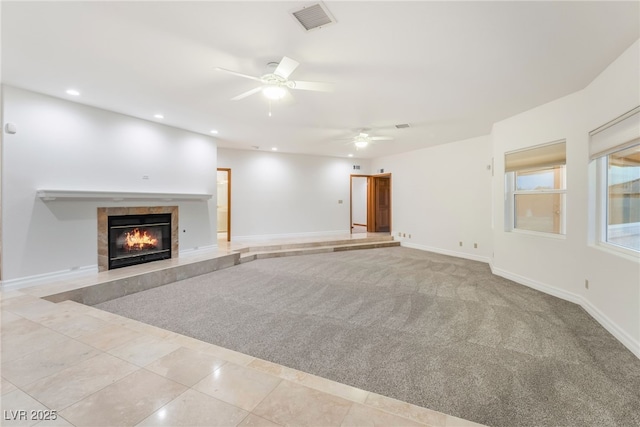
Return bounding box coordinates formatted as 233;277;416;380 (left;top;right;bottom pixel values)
108;213;172;269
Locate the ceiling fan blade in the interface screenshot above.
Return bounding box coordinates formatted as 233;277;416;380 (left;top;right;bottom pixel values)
273;56;299;79
230;86;262;101
290;80;334;92
215;67;263;82
371;136;394;141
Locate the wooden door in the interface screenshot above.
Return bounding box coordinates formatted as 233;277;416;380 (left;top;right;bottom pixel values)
360;174;392;233
374;176;391;232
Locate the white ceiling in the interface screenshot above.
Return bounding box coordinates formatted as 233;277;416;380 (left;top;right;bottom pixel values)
2;1;638;159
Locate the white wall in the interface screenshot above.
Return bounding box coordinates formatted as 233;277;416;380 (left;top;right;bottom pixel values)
371;135;493;262
491;39;640;357
351;176;367;226
1;86;217;285
217;148;370;240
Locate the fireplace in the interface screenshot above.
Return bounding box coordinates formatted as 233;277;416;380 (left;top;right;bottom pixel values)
108;214;171;269
98;206;178;272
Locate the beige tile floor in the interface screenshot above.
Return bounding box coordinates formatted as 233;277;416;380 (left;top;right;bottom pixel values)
1;234;485;427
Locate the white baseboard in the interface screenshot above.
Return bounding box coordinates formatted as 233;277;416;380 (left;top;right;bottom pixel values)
2;246;219;291
401;241;492;264
491;264;640;360
579;297;640;359
489;266;582;305
232;230;350;243
1;265;98;291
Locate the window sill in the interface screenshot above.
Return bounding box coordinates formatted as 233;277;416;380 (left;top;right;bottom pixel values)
509;229;567;240
592;242;640;262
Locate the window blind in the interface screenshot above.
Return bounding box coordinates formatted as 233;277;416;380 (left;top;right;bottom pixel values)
505;140;566;173
589;106;640;160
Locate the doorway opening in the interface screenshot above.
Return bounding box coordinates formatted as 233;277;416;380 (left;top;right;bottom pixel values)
217;168;231;242
350;173;391;234
351;176;368;233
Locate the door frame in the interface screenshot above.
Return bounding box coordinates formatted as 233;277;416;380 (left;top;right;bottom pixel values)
350;174;369;233
350;173;392;234
217;168;231;242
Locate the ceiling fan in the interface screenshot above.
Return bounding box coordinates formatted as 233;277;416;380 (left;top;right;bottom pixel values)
344;130;394;150
215;56;333;103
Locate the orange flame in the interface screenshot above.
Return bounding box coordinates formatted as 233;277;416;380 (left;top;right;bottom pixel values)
124;228;158;250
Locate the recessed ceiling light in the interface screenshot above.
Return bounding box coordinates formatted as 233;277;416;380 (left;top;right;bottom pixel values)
154;114;164;119
271;147;278;151
348;154;354;157
66;89;80;96
210;129;219;134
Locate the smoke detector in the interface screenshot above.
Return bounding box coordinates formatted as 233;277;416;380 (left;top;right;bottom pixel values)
291;2;336;32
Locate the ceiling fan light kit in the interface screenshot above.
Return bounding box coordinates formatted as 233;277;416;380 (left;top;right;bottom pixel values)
355;140;369;149
262;85;286;100
338;130;396;150
216;56;333;116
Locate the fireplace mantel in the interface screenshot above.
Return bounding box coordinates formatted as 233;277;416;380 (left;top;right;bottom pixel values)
37;189;212;202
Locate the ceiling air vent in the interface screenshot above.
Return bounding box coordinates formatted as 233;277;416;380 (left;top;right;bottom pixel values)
395;123;410;129
291;3;336;32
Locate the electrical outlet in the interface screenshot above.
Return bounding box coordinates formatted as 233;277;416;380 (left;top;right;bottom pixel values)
585;279;589;289
459;241;463;247
398;232;402;237
474;243;478;249
408;234;411;238
403;233;406;237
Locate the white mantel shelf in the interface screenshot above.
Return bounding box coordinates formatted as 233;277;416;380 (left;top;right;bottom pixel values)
36;190;212;202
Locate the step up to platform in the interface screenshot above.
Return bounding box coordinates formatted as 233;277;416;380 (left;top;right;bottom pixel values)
235;235;394;254
238;237;400;263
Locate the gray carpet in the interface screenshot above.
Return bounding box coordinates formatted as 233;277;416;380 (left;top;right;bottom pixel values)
96;247;640;427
